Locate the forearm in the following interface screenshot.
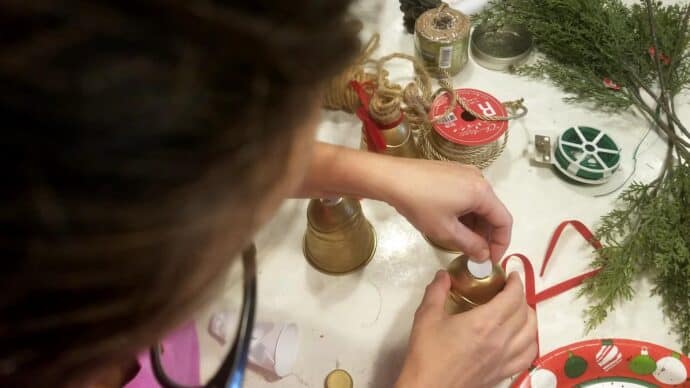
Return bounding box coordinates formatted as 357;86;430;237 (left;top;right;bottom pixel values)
294;142;395;201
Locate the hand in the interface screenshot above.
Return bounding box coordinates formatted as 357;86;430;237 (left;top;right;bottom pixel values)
396;271;538;388
380;158;512;262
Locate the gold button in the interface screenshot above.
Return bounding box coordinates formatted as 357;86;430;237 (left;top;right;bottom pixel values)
325;369;353;388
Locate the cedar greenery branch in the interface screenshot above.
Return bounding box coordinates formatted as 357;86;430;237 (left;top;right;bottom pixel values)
477;0;690;353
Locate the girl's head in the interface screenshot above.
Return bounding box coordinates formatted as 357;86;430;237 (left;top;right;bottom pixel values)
0;1;357;385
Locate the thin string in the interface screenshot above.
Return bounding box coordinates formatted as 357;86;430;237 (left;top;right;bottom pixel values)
323;34;381;113
594;126;653;198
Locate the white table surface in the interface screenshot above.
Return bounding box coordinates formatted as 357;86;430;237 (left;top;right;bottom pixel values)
195;1;690;387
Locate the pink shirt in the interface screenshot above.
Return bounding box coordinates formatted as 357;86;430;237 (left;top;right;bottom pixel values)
124;321;200;387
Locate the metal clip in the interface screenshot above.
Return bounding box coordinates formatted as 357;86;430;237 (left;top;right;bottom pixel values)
534;135;553;165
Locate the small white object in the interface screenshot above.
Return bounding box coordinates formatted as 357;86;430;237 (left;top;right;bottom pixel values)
208;312;232;344
248;322;300;377
321;197;343;206
467;259;493;279
529;368;558;388
448;0;491;15
208;313;300;378
653;354;688;385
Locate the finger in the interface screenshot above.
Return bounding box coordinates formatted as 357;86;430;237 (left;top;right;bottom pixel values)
476;272;525;321
501;310;539;377
498;291;529;337
504;307;538;362
416;270;451;319
450;221;490;260
502;342;539;379
471;183;513;262
458;213;477;231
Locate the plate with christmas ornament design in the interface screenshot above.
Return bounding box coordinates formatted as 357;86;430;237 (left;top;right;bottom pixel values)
514;339;690;387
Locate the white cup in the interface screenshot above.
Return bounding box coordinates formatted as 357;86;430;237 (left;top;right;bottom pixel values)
248;322;299;377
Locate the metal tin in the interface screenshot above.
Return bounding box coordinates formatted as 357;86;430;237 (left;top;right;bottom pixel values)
471;23;533;72
325;369;353;388
361;122;420;158
445;254;506;314
303;197;377;275
415;4;471;77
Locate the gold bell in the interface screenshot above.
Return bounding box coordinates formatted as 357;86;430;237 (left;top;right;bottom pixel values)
445;255;506;314
361;122;420;158
303;197;377;275
360;91;419;158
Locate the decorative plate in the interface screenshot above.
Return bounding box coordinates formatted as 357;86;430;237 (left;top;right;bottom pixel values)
513;339;690;387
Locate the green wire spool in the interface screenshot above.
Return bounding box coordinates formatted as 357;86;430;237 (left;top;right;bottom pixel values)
553;126;621;184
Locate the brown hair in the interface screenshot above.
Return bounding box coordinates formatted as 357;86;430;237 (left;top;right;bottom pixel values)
0;1;358;385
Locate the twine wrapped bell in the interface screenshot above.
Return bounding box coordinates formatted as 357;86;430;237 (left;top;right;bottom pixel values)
360;121;419;158
445;255;506;314
303;197;377;275
359;83;420;158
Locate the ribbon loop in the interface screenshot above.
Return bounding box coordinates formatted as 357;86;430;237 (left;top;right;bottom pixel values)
500;220;604;359
350;80;388;153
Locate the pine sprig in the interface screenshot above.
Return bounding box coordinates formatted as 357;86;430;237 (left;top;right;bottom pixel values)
479;0;690;352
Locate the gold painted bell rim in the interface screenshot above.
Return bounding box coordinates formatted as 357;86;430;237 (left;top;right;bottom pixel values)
325;369;354;388
302;221;377;276
448;291;480;308
422;233;463;254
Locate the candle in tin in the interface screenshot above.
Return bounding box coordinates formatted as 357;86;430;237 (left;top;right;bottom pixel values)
445;254;506;314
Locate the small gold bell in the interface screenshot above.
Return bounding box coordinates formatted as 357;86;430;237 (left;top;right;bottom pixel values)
360;92;419;158
445;255;506;314
361;122;420;158
303;197;377;274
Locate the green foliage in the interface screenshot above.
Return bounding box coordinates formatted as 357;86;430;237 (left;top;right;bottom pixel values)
478;0;690;352
476;0;690;111
579;163;690;353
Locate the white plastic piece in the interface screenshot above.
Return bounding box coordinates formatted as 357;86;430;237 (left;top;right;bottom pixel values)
449;0;491;15
248;322;300;378
467;259;493;279
321;197;343;206
208;313;300;378
208;312;232;344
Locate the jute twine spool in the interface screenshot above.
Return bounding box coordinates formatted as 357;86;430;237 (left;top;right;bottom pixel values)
414;3;471;78
323;34;381;113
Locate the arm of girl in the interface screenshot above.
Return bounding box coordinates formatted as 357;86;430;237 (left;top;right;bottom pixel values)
294;142;512;263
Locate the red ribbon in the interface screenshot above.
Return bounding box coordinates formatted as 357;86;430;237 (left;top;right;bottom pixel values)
350;80;404;153
501;220;603;359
